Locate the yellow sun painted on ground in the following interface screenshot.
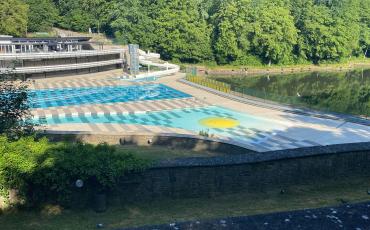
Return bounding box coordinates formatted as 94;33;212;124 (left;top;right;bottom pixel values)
199;117;240;129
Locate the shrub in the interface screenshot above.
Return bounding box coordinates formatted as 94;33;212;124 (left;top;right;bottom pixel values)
0;136;150;208
232;55;264;67
0;72;34;138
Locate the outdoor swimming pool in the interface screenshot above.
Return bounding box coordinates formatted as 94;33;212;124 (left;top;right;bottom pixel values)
36;106;287;143
127;76;158;82
28;84;191;109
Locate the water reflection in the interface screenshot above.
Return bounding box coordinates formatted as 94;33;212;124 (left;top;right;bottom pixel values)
211;69;370;117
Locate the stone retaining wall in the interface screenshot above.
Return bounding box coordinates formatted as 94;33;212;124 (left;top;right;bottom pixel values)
3;133;369;209
113;142;370;202
41;133;256;155
43;134;370;202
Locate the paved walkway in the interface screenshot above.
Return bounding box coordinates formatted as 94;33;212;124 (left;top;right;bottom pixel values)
121;201;370;230
160;74;370;149
29;70;129;89
30;71;370;152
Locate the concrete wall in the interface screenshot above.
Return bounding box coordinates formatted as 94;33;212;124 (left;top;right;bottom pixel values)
3;132;370;209
11;53;123;79
23;54;120;67
42;134;370;203
42;133;256;155
113;142;370;202
27;64;120;79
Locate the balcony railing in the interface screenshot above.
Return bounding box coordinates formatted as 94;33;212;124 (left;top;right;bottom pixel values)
0;49;125;60
0;59;123;74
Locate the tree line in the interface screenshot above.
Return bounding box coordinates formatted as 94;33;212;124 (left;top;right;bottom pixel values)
0;0;369;65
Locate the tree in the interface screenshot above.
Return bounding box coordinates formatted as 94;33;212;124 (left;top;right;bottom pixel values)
293;0;360;63
46;0;370;64
55;0;95;32
109;0;157;48
81;0;109;33
153;0;213;62
0;71;33;138
359;0;370;57
333;0;361;57
0;0;28;37
211;0;253;64
250;2;298;64
25;0;58;32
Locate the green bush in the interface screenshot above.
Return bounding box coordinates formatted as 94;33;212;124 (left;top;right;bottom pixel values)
0;136;150;208
232;55;264;67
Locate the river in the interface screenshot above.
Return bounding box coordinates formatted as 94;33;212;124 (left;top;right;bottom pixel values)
210;68;370;117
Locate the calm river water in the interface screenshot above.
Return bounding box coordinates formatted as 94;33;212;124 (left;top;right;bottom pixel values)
211;68;370;117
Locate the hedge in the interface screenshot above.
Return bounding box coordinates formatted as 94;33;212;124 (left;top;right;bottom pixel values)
0;136;150;208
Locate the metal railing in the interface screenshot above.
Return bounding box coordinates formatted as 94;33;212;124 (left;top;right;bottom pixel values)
134;55;180;79
0;49;125;61
0;59;123;74
185;75;231;93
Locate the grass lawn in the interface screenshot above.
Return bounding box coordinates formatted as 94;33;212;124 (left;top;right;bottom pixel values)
1;175;370;230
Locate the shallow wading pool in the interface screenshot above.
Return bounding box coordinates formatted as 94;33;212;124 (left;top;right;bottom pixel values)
35;105;288;144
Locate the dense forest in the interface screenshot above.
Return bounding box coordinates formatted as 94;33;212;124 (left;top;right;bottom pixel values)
0;0;369;65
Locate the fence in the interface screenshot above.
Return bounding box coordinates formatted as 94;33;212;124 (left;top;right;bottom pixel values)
0;59;123;74
0;49;125;61
185;75;231;93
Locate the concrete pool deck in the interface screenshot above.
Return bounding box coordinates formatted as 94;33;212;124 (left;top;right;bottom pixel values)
30;70;370;152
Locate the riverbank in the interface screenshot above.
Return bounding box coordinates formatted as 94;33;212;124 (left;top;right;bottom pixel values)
188;58;370;76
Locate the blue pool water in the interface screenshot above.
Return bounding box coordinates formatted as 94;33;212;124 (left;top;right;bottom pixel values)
28;84;191;109
127;76;158;82
37;106;285;142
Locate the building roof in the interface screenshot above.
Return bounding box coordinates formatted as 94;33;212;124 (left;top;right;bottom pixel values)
0;37;91;42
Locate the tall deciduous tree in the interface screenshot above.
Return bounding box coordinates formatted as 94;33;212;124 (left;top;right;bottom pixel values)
25;0;58;32
0;0;28;37
81;0;109;33
153;0;213;63
109;0;157;49
333;0;361;57
294;0;360;63
359;0;370;57
211;0;253;64
250;2;298;64
55;0;95;32
1;0;366;64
